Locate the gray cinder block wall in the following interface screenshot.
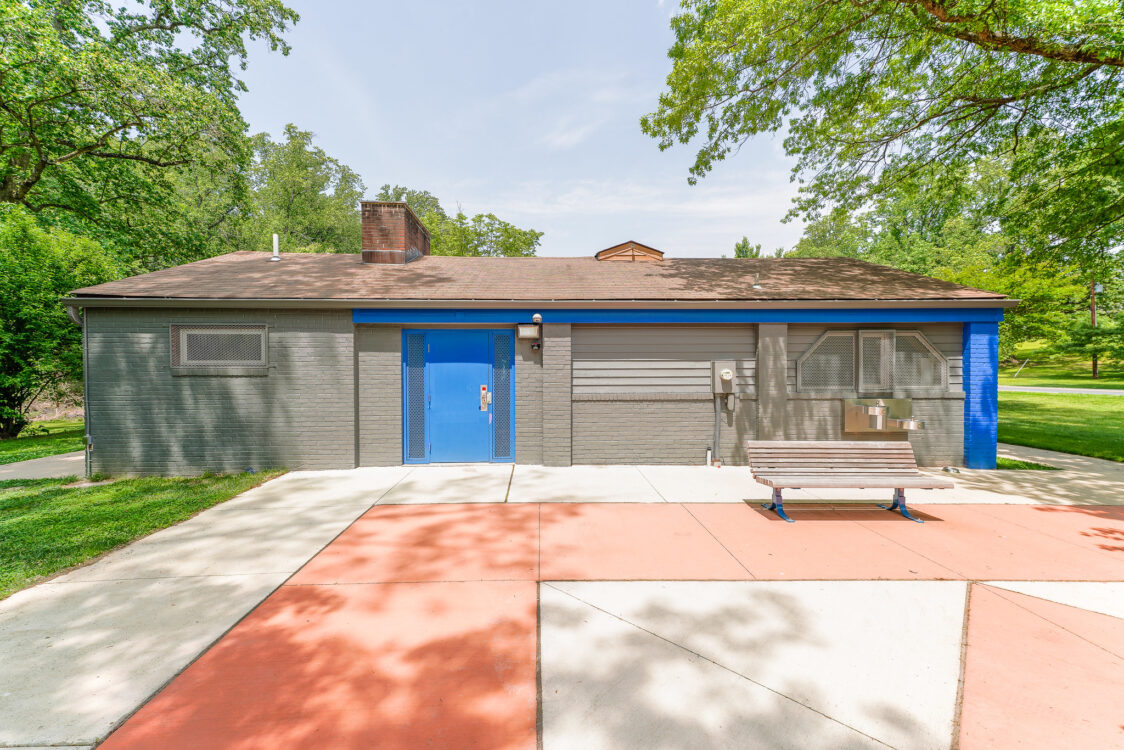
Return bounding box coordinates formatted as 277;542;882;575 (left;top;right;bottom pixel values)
541;323;572;466
84;314;964;474
782;323;965;466
356;325;402;466
86;308;356;476
515;338;544;464
569;325;757;465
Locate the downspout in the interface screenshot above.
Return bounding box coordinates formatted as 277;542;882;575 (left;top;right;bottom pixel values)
67;306;90;478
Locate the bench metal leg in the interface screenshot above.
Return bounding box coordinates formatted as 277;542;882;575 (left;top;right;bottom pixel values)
762;488;795;523
880;488;924;523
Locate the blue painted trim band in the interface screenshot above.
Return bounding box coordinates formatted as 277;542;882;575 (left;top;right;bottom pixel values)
962;321;1000;469
354;307;1004;325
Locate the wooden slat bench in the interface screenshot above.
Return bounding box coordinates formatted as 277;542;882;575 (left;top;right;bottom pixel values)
746;440;955;523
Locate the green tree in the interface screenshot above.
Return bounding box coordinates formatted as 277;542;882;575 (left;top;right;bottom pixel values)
734;237;761;258
243;125;365;253
786;164;1088;358
785;209;865;259
642;0;1124;264
375;185;542;256
375;185;447;224
1049;318;1124;371
0;0;297;225
0;206;119;438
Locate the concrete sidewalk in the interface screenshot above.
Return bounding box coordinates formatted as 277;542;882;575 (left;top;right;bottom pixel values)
0;467;410;748
97;500;1124;750
2;456;1123;748
0;450;85;480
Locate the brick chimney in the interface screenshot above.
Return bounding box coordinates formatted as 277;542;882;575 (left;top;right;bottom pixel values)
360;201;431;264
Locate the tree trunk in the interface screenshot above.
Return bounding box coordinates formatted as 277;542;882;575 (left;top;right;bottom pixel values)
0;414;29;440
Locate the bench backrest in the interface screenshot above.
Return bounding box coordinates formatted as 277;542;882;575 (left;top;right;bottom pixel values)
745;440;921;476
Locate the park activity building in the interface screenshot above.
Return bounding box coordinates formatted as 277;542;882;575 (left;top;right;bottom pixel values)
65;202;1014;476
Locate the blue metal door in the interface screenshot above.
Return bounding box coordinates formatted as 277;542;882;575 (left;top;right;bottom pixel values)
402;330;514;463
427;330;492;462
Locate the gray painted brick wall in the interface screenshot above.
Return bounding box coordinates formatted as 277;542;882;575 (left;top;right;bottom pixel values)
86;307;355;475
515;339;544;464
572;396;756;465
779;323;965;466
783;398;963;466
356;325;402;466
541;324;572;466
756;324;788;441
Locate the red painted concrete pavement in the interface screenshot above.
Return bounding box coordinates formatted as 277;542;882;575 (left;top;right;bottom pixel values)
99;581;538;750
958;584;1124;749
99;502;1124;748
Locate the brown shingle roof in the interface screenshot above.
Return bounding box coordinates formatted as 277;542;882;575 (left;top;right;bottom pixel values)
70;251;1008;303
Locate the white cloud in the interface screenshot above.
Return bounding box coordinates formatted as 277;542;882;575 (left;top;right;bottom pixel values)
442;173;804;258
540;119;604;150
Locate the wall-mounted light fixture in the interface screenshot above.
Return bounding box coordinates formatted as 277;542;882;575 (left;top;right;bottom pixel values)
520;313;543;350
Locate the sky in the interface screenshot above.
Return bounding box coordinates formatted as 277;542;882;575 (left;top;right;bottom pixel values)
237;0;804;258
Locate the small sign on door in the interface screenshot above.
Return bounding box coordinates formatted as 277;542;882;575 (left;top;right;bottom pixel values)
480;384;489;411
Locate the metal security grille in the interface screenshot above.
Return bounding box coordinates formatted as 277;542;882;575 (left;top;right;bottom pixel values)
859;331;892;391
170;325;266;367
405;333;427;460
492;333;513;459
797;332;855;391
894;332;946;388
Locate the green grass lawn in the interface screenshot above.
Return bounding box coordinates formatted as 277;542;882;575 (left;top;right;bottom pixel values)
994;456;1059;470
998;361;1124;389
0;470;282;599
998;392;1124;463
999;341;1124;389
0;418;85;465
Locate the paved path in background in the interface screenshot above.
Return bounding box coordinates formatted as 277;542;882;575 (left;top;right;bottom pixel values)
0;450;85;480
999;384;1124;395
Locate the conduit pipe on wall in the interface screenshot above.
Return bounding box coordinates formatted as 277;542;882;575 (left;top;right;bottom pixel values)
712;395;721;466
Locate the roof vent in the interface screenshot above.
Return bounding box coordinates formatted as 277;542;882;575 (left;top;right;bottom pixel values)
595;241;664;262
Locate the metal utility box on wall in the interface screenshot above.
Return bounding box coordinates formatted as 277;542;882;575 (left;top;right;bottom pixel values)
712;360;737;411
712;360;736;393
843;398;924;433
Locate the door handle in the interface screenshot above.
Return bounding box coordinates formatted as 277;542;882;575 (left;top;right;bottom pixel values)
480;385;489;411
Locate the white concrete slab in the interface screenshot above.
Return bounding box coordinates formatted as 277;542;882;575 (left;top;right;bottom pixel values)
541;584;887;750
0;573;286;746
543;581;967;750
0;450;85;480
986;582;1124;620
0;469;394;747
215;466;411;510
637;465;776;503
53;502;370;582
508;465;664;503
377;464;513;504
